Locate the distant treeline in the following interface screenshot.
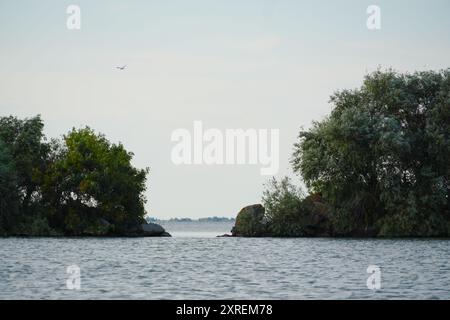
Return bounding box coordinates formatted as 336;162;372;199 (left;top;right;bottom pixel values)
233;69;450;237
0;116;149;236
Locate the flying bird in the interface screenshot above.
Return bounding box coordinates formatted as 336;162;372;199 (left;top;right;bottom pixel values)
116;65;127;70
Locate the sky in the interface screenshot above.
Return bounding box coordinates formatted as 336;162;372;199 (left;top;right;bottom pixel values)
0;0;449;218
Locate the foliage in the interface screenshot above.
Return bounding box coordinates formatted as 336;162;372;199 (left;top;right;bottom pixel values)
292;69;450;236
12;214;59;236
236;69;450;238
0;116;149;236
262;177;306;236
258;177;332;237
0;115;49;215
43;127;149;235
0;139;20;234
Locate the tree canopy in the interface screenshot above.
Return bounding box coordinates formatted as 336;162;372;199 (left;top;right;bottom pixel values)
234;69;450;237
0;116;149;236
292;69;450;236
0;138;20;233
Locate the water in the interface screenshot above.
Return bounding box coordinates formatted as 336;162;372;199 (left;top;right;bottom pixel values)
0;222;449;299
158;220;234;238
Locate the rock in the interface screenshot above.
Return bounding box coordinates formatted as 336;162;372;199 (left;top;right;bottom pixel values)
118;220;171;237
141;222;171;237
231;204;267;237
297;194;332;237
216;234;232;237
141;222;164;234
231;196;334;237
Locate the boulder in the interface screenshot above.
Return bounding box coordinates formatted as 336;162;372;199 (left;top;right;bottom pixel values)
297;194;332;236
141;222;171;237
231;196;333;237
231;204;267;237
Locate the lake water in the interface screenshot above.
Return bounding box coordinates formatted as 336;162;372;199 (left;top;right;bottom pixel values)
0;221;449;299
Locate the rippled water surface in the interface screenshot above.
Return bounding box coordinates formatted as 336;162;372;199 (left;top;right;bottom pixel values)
1;222;449;299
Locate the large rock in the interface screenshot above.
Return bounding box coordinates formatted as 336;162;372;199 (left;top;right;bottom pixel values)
293;194;330;236
230;195;333;237
231;204;267;237
141;222;171;237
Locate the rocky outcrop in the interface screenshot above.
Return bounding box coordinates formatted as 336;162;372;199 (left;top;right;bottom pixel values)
231;204;267;237
297;194;332;237
141;222;164;234
230;198;333;237
116;220;171;237
140;222;171;237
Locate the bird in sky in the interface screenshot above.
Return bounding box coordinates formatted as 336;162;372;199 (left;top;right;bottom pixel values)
116;65;127;70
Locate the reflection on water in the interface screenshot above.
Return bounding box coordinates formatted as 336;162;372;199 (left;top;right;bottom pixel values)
0;222;449;299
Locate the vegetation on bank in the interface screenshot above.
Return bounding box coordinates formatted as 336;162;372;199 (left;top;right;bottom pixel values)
2;69;449;238
233;69;450;237
0;116;149;236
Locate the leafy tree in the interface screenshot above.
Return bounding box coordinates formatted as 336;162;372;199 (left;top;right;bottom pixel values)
0;116;149;236
262;177;305;236
0;115;49;215
0;139;20;233
260;177;331;237
292;69;450;236
44;127;149;235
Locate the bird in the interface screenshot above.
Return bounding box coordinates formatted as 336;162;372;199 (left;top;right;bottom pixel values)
116;65;127;70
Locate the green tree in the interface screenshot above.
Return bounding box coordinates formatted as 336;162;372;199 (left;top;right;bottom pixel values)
0;139;20;233
260;177;331;237
44;127;149;235
0;115;49;215
292;69;450;236
262;177;305;236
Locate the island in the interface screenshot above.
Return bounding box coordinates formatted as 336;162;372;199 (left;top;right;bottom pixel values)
230;69;450;238
0;116;169;237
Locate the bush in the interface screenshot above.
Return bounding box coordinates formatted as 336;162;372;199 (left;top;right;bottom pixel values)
262;177;306;236
12;214;60;236
230;177;332;237
261;177;332;237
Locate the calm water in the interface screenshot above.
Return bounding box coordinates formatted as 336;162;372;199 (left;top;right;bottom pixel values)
0;221;449;299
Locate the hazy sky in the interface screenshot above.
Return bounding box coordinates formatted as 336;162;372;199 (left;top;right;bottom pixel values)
1;0;449;218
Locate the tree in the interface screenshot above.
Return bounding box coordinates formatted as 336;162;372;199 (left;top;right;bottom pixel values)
0;139;20;233
292;69;450;236
262;177;305;236
0;116;150;236
0;115;49;215
44;127;149;235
